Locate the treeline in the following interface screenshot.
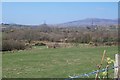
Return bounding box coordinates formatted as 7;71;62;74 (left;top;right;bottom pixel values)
2;23;118;51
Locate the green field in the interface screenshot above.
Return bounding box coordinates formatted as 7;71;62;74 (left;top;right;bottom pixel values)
2;46;118;78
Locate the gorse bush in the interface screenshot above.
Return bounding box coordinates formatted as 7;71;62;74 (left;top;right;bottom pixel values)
35;42;46;46
2;40;26;51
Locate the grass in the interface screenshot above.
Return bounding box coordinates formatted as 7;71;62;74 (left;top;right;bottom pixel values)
2;45;118;78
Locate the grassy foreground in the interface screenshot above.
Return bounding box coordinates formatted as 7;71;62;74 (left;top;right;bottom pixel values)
2;46;118;78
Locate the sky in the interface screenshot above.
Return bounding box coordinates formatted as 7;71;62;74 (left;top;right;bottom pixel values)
1;0;120;2
2;2;118;25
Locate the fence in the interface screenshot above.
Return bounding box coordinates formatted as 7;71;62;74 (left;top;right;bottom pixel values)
66;53;120;80
114;54;120;79
66;65;119;80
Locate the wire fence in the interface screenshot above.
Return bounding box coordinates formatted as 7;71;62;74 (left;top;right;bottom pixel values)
65;65;120;80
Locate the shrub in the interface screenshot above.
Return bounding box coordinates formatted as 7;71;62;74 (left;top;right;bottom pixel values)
0;43;1;51
35;42;46;46
2;40;26;51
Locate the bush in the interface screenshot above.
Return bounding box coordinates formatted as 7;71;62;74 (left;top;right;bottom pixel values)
35;42;46;46
0;43;2;51
2;40;26;51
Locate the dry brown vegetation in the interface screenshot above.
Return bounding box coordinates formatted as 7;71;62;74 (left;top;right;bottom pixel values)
1;23;118;51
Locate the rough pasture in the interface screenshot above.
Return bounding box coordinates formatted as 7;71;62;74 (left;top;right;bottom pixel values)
2;46;118;78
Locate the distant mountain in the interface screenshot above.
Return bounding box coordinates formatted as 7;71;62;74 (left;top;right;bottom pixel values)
57;18;118;27
2;18;118;28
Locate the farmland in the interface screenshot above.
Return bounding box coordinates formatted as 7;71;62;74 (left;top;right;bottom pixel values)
2;45;118;78
1;2;119;79
1;20;118;78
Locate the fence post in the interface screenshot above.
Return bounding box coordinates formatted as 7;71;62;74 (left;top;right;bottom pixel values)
114;54;120;80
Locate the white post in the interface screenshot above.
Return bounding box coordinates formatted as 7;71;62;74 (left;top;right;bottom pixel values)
114;54;120;80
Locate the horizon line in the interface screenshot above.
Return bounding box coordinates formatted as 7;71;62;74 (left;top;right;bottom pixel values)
2;17;118;25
